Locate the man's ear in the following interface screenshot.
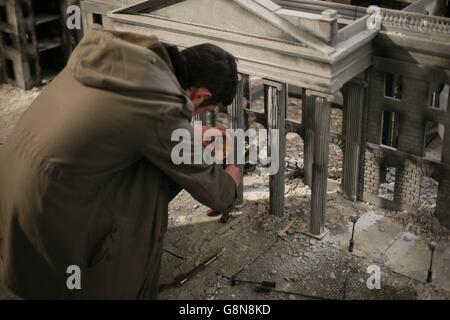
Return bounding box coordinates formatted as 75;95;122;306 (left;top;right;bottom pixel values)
191;87;212;101
189;87;215;116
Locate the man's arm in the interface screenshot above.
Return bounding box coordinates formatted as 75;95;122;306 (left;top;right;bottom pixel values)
140;113;240;213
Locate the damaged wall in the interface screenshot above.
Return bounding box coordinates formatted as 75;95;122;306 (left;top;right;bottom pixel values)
0;0;81;89
363;66;450;225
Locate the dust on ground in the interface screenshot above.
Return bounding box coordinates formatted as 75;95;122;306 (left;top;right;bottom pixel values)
0;83;449;300
160;169;450;300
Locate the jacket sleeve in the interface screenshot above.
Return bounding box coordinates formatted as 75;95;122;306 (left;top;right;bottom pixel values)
139;110;237;213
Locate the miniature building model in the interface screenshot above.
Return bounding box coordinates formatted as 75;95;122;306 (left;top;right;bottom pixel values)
80;0;450;234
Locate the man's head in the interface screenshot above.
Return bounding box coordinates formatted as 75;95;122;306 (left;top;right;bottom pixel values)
181;44;238;115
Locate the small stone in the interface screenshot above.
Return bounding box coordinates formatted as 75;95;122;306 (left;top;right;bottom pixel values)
193;204;200;209
330;272;336;279
271;270;278;275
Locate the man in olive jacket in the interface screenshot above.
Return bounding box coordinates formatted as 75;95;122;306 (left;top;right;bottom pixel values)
0;25;240;299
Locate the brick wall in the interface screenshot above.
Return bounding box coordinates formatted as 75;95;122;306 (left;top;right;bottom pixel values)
363;149;381;196
363;148;423;210
394;159;421;208
436;173;450;228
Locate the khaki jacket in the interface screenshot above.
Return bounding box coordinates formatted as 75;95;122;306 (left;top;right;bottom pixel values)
0;26;236;299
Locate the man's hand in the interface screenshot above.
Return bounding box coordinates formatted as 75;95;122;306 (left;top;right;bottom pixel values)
225;164;241;187
205;165;240;224
193;125;232;162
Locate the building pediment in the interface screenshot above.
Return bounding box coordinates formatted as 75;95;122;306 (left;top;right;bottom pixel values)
115;0;336;55
109;0;378;93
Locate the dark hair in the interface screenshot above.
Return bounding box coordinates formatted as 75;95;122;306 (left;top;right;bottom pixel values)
182;44;238;107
